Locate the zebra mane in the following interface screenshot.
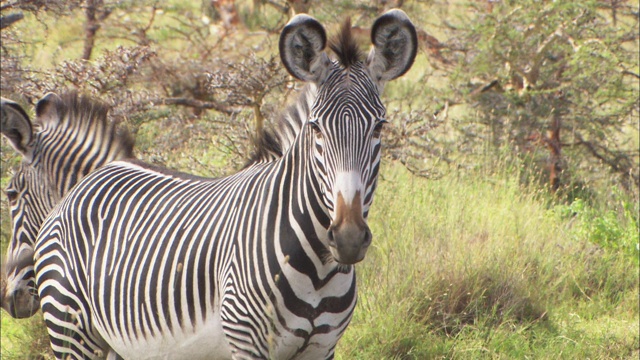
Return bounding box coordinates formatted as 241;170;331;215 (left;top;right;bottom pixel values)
247;126;282;165
43;91;134;158
247;84;316;166
329;17;362;68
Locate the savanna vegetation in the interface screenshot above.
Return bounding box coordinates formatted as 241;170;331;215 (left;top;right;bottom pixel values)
1;0;638;359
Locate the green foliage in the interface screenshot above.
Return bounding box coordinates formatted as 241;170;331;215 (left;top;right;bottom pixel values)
555;190;640;259
446;0;639;191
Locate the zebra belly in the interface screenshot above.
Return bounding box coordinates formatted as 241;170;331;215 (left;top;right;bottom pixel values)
101;309;233;360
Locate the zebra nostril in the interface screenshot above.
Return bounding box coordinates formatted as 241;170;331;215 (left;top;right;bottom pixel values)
327;229;336;246
363;228;372;247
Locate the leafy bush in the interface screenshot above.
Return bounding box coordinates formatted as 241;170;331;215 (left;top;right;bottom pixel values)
555;190;639;259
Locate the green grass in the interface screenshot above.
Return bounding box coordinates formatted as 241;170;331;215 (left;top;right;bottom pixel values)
1;162;637;359
2;148;638;359
335;162;639;359
1;314;51;360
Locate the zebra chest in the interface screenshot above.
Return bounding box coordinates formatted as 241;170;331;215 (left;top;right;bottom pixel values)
260;266;357;359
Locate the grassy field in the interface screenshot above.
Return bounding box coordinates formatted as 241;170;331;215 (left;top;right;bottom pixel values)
336;162;638;359
2;161;638;359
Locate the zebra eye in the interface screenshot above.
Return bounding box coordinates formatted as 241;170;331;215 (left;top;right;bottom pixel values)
5;189;19;206
372;120;386;139
308;122;324;157
309;122;323;141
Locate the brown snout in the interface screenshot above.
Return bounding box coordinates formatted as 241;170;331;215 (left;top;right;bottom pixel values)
327;191;372;265
0;280;40;318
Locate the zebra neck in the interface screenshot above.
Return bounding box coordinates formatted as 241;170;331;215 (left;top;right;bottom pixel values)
37;124;127;199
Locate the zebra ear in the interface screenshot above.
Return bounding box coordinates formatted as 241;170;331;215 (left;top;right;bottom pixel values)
35;92;62;126
279;14;331;82
367;9;418;83
1;97;34;160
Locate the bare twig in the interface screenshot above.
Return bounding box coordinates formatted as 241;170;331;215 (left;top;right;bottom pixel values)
264;0;289;14
151;97;241;115
622;70;640;79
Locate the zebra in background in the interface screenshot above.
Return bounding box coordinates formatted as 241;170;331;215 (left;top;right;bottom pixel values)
0;93;134;318
34;9;417;359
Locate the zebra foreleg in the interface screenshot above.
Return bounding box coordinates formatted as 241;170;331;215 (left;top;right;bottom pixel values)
40;294;109;359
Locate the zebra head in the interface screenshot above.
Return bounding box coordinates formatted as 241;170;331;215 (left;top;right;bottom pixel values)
280;10;417;264
1;96;42;318
0;93;133;318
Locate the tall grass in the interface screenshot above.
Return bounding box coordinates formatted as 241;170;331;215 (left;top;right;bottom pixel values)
1;160;637;359
336;162;639;359
1;315;51;359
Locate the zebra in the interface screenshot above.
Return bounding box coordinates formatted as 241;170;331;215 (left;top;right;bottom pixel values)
34;9;417;360
0;93;134;318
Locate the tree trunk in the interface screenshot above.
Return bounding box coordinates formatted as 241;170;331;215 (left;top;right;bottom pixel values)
546;108;562;192
82;0;99;60
0;12;24;30
82;0;111;60
254;102;264;135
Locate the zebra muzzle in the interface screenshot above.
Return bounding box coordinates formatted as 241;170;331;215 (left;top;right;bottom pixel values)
327;192;372;265
0;281;40;318
0;250;40;319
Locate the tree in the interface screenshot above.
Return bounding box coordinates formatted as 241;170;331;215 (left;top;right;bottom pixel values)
445;0;639;192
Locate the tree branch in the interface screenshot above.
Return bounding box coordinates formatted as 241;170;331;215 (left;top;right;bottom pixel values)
264;0;290;14
574;133;639;185
622;70;640;79
151;97;241;114
0;12;23;29
0;1;22;12
526;24;564;86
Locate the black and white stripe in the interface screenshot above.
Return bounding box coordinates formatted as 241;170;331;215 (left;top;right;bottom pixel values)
34;9;417;360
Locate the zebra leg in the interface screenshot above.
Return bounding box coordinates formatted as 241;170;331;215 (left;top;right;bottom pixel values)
36;243;108;359
106;348;124;360
40;293;109;359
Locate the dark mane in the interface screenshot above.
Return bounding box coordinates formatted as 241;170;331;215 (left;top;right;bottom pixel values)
329;18;362;68
54;91;135;158
246;84;315;166
246;126;283;166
